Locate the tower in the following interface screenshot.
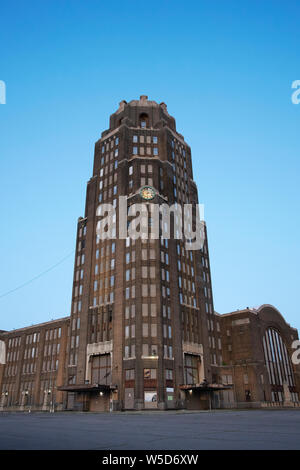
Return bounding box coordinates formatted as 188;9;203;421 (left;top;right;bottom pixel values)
64;96;220;411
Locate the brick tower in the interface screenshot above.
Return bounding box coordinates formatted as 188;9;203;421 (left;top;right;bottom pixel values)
64;96;220;411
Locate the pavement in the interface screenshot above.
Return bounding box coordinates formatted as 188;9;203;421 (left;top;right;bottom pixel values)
0;409;300;450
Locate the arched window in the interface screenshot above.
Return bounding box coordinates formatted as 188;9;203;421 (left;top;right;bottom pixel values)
263;327;296;401
139;113;148;128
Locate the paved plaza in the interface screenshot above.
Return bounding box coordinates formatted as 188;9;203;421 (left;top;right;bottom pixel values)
0;409;300;450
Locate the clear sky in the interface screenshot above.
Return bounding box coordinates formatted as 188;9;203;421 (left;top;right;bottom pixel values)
0;0;299;332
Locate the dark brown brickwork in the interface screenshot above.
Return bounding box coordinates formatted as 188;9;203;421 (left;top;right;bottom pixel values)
61;96;217;411
212;305;300;408
0;317;69;411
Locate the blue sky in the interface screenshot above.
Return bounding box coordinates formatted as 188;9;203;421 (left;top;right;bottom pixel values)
0;0;299;332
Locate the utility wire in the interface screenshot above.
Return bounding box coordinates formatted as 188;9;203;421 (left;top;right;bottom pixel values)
0;250;75;299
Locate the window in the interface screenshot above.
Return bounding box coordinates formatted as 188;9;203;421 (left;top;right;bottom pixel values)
139;113;148;128
222;374;233;385
150;285;156;297
263;327;296;398
141;266;147;278
142;303;148;317
150;267;155;279
184;354;199;384
91;354;112;385
125;369;135;380
142;323;148;337
151;304;157;316
144;368;157;379
151;324;157;337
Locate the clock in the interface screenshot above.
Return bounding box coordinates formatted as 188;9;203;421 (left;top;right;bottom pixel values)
140;186;156;200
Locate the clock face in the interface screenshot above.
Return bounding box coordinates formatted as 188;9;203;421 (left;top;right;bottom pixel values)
140;186;156;200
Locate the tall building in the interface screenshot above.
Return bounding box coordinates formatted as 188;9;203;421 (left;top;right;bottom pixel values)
0;96;299;411
61;95;222;411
